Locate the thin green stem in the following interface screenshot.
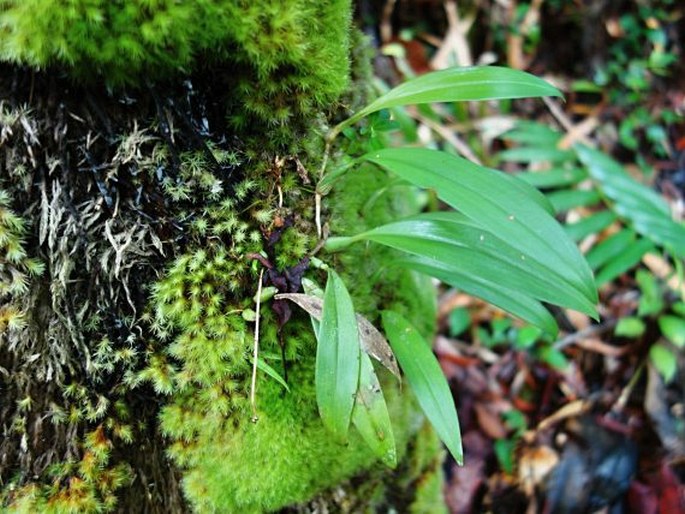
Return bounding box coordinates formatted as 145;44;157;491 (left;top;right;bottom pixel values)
250;268;265;423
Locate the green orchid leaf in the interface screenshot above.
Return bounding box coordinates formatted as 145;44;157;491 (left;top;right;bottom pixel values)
352;352;397;468
335;66;561;135
360;147;597;309
316;270;361;442
329;212;596;322
576;145;685;258
382;311;463;465
400;253;558;335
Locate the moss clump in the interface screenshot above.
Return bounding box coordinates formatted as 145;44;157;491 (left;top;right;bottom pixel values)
141;152;441;512
0;1;351;146
2;425;132;513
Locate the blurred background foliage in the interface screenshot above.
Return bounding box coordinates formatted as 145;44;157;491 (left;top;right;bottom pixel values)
354;0;685;512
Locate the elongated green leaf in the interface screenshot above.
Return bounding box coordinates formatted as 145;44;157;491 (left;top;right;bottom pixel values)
336;66;561;134
360;148;598;308
586;229;637;270
594;238;654;286
398;254;558;335
546;189;602;213
256;358;290;392
499;147;574;164
352;352;397;467
503;122;563;145
328;212;596;321
382;311;463;464
316;270;361;441
565;211;618;242
576;145;685;258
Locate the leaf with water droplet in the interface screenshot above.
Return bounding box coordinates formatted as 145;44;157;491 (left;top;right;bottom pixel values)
352;352;397;467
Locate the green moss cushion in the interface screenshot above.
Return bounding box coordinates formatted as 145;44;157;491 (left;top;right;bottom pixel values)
0;0;351;138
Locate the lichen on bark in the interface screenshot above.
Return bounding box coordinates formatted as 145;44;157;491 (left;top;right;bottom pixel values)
0;2;446;512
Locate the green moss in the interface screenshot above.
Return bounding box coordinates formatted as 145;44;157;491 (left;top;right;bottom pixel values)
406;423;448;514
0;0;351;145
2;426;132;514
143;155;443;512
0;189;43;331
0;3;447;510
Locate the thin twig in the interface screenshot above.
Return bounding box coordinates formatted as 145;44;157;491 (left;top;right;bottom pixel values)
380;0;397;44
553;319;618;351
315;140;332;238
613;359;645;414
250;268;265;422
543;96;575;132
410;112;482;165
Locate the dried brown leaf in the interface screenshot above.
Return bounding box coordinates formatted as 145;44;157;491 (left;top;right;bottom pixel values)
276;293;400;379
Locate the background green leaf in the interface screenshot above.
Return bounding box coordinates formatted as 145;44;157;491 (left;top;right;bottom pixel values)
382;311;463;465
650;343;677;382
576;145;685;258
316;270;361;441
658;315;685;348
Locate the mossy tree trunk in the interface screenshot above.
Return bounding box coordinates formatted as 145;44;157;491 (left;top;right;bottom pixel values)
0;2;445;512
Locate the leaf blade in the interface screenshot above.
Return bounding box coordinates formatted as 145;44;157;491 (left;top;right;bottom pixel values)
396;253;558;335
341;213;597;319
362;147;597;308
276;293;400;378
352;353;397;467
341;66;561;131
382;311;463;464
316;270;361;441
576;144;685;258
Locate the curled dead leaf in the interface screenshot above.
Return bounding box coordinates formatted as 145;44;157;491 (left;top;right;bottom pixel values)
275;293;400;379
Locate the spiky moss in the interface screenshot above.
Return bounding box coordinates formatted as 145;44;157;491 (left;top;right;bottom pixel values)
0;0;351;148
0;190;43;331
146;158;442;512
2;426;132;514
